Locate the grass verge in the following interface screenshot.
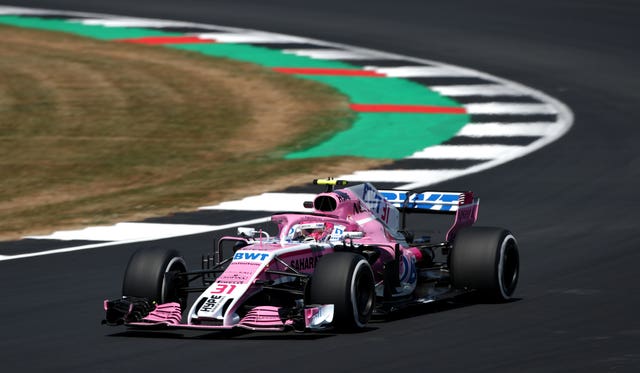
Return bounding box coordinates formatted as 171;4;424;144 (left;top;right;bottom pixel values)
0;25;388;240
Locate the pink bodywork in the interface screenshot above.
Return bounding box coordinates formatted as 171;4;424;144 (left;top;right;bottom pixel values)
116;303;321;331
114;183;477;331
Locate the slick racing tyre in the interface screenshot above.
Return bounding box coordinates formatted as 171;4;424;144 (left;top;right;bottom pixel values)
450;227;519;301
310;252;375;330
122;247;188;309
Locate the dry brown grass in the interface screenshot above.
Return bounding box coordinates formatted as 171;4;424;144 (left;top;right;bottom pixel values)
0;25;389;240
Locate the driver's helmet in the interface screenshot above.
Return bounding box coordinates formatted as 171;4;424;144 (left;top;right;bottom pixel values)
290;222;334;242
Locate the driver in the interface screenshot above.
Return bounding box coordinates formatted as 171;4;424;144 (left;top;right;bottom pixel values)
292;222;334;242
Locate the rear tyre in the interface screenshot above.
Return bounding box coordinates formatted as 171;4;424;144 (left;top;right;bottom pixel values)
450;227;519;301
310;252;375;330
122;247;188;309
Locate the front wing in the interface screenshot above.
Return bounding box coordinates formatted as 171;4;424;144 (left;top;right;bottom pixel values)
103;297;334;332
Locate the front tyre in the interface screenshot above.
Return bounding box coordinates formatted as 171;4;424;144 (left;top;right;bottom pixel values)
450;227;519;301
310;252;375;330
122;247;188;309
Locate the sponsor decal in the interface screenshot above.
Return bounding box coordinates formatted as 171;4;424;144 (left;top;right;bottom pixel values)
356;183;398;228
362;183;384;214
334;190;350;202
199;295;222;313
233;251;270;261
217;270;255;284
329;225;346;242
425;193;459;203
353;201;364;214
381;191;461;208
290;255;322;271
399;255;417;284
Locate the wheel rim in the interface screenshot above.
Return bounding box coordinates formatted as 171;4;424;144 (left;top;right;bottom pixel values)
498;235;519;297
162;257;188;308
352;261;374;325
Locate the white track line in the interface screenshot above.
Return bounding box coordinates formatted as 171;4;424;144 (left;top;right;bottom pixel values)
365;66;479;78
337;169;465;183
0;217;271;262
464;103;558;115
200;193;316;212
26;222;219;241
282;49;383;60
408;145;525;160
77;18;196;28
456;123;556;137
196;32;309;43
430;84;525;96
0;7;75;15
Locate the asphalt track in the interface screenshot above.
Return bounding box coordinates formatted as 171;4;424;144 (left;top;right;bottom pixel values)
1;1;639;372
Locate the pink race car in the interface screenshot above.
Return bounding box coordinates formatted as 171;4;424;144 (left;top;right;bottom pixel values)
104;179;519;331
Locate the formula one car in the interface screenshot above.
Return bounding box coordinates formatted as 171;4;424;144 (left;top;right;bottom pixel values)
103;179;519;331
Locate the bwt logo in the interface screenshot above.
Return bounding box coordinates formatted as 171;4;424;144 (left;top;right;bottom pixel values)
233;252;270;261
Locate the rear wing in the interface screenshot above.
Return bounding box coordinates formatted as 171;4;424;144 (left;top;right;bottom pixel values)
311;179;479;242
380;190;479;241
379;190;475;213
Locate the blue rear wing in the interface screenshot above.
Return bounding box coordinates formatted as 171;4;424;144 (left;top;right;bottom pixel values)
379;190;476;213
380;189;479;241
